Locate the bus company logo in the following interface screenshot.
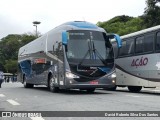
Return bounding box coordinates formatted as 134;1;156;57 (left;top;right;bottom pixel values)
131;57;148;68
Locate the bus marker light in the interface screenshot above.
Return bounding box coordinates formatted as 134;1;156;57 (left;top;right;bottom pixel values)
35;58;46;64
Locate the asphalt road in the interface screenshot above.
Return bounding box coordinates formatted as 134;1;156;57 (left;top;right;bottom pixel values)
0;82;160;120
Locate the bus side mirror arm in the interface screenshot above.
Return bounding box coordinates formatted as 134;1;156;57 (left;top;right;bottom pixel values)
108;33;122;48
114;34;122;48
62;31;68;45
62;31;68;52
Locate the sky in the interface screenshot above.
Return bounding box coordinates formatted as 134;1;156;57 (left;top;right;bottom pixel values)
0;0;146;39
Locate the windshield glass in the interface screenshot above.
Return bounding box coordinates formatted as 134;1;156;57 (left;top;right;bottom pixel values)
66;30;114;66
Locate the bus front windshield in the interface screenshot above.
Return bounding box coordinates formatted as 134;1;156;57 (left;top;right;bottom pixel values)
66;30;114;67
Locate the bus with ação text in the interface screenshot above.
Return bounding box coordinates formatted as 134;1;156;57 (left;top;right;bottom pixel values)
112;25;160;92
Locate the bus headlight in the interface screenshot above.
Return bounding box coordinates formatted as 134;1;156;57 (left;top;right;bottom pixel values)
66;72;80;79
111;73;116;78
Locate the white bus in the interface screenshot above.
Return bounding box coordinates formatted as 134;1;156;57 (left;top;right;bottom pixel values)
112;25;160;92
18;21;122;93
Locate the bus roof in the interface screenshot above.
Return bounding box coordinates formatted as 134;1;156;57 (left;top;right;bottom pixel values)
62;21;99;29
121;25;160;39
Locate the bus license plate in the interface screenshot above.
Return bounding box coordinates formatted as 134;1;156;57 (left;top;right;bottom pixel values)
90;81;98;85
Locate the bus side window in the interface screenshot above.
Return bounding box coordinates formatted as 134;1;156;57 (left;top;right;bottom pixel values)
126;39;134;55
144;33;154;52
58;42;62;51
112;42;118;58
135;36;144;53
119;41;126;56
54;41;58;54
156;32;160;51
58;42;63;56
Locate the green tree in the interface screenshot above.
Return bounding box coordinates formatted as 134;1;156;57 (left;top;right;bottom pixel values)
20;34;36;46
97;15;144;36
0;34;36;73
0;34;21;64
4;60;17;73
143;0;160;27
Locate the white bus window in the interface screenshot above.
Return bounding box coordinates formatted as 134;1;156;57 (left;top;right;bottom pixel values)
135;36;144;53
156;32;160;51
144;33;154;52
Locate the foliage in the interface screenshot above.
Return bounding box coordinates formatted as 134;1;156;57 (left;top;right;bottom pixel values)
4;59;17;73
97;0;160;35
142;0;160;28
0;34;36;73
97;15;144;36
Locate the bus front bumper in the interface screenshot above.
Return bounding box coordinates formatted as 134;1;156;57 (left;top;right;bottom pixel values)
61;77;116;89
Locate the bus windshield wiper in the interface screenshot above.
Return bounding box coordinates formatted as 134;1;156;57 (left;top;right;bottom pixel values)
77;40;107;67
91;41;107;66
78;41;92;66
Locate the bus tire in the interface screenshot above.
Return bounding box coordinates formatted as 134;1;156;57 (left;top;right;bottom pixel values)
128;86;142;92
86;88;95;93
49;75;59;93
23;76;34;88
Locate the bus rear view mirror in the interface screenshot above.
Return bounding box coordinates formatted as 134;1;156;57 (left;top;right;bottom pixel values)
62;31;68;45
108;34;122;48
114;34;122;48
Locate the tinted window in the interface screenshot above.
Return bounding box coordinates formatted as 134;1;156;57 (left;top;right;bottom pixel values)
126;38;134;55
135;36;144;53
112;42;118;58
67;30;113;60
118;38;134;57
156;32;160;51
66;30;114;66
144;33;154;52
53;42;58;52
119;41;126;56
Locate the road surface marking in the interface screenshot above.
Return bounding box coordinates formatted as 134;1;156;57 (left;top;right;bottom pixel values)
126;95;141;97
7;99;20;105
125;95;150;98
30;117;45;120
150;90;160;92
0;94;5;97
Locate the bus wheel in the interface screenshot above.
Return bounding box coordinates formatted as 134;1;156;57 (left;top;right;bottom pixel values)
86;88;95;93
49;76;59;93
128;86;142;92
23;77;34;88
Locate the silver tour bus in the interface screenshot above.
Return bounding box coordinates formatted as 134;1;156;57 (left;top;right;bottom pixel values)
112;25;160;92
18;21;122;93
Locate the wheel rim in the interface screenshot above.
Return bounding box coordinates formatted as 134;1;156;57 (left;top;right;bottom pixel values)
50;77;55;91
